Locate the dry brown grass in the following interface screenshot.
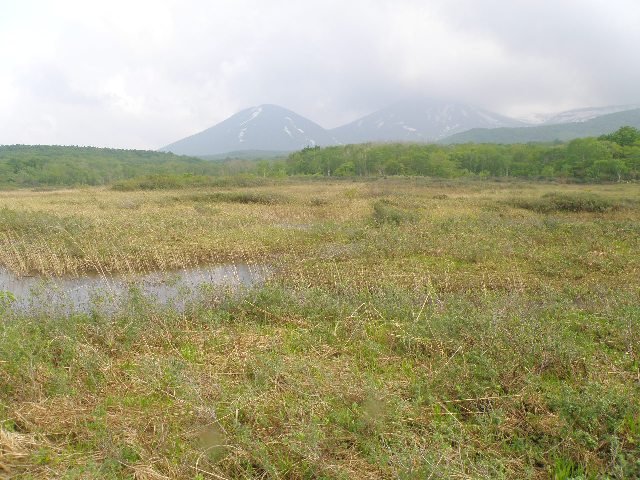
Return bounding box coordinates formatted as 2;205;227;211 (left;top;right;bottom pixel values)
1;179;639;478
0;428;49;478
0;184;374;276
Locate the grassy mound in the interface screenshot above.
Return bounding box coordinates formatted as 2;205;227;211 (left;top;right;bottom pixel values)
509;192;618;213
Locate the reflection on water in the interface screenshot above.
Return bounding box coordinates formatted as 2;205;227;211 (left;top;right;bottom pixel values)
0;264;269;314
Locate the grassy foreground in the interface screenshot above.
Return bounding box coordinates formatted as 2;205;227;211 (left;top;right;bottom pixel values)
1;179;639;479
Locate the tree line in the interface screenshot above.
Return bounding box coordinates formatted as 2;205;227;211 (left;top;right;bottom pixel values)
0;145;237;188
1;127;638;188
283;126;640;181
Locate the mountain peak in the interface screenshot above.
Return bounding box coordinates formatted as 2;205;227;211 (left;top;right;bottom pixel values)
162;104;334;156
330;98;526;144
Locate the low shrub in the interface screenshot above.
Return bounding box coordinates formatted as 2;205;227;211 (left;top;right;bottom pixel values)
112;174;271;191
371;200;419;225
509;192;618;213
184;191;288;205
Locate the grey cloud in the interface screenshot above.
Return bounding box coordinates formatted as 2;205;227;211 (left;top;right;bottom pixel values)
0;0;639;148
19;65;102;106
428;0;640;105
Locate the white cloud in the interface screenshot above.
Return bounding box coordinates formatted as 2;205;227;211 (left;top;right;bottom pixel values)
0;0;639;148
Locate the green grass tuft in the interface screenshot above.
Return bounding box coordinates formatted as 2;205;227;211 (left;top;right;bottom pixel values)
371;199;419;225
509;192;619;213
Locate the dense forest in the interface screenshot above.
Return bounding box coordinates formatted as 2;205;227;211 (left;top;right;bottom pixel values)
0;127;639;188
0;145;258;188
284;126;640;181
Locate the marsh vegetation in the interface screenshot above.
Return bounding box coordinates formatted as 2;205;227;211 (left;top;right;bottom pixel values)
0;179;639;478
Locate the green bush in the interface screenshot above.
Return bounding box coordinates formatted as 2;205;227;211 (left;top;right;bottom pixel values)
371;200;418;225
184;191;288;205
112;174;272;191
509;192;618;213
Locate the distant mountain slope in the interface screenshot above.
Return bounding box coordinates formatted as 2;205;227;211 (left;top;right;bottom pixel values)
198;150;290;161
161;101;640;155
544;105;640;125
441;108;640;144
331;99;526;143
162;104;335;156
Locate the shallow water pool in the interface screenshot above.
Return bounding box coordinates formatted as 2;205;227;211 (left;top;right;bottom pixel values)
0;264;269;314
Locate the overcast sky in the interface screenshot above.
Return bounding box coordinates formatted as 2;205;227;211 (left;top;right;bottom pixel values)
1;0;639;149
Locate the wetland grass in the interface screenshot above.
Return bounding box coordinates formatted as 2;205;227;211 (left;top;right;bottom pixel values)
0;179;639;478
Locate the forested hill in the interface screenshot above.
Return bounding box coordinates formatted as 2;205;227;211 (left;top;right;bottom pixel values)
285;127;640;181
442;108;640;144
2;127;639;189
0;145;214;188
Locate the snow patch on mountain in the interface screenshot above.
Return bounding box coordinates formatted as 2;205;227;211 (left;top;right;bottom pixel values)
331;99;526;144
239;107;262;126
161;104;334;156
544;105;640;125
476;111;503;126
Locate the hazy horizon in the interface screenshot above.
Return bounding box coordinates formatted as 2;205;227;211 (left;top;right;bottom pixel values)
1;0;639;149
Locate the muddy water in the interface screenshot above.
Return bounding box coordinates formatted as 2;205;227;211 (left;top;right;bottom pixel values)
0;264;269;314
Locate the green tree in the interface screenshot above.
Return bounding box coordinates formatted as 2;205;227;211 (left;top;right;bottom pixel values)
383;159;404;175
590;159;628;181
335;161;355;176
564;138;612;178
599;126;640;147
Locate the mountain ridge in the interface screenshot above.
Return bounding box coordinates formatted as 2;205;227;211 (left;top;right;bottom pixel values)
440;108;640;144
162;101;640;155
330;99;526;144
543;104;640;125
